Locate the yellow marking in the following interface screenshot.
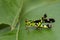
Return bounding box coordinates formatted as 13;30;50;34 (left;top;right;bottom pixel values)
43;25;48;28
40;25;43;27
26;21;30;25
38;22;41;26
41;20;42;22
30;23;35;26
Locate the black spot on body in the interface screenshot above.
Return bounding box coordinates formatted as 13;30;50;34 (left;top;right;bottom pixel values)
43;18;55;23
32;20;41;23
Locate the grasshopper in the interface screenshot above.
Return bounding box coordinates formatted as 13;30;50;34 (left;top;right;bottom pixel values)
25;14;55;30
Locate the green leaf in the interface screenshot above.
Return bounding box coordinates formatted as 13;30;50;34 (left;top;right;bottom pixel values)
0;0;23;40
0;0;23;30
19;0;60;40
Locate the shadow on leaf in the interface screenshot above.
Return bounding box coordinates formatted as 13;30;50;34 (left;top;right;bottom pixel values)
0;23;10;30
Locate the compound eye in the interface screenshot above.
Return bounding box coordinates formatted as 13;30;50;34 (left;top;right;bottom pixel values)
25;20;28;22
